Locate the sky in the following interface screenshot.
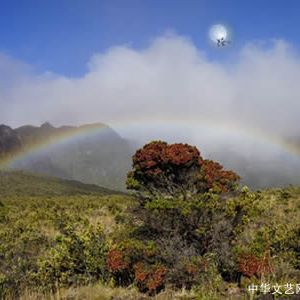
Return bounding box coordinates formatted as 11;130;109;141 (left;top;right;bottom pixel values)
0;0;299;137
1;0;300;76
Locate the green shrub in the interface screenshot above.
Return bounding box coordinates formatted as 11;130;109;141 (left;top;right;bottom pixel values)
32;221;108;290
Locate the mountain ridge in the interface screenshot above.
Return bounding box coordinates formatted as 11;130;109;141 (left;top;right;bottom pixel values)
0;122;134;191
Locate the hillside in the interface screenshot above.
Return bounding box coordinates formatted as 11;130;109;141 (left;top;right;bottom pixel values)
0;170;124;197
0;122;134;191
0;170;300;299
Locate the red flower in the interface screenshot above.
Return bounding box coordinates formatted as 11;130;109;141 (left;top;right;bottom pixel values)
238;252;273;278
107;249;128;272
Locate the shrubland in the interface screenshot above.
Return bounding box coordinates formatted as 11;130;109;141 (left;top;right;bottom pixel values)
0;141;300;299
0;171;133;299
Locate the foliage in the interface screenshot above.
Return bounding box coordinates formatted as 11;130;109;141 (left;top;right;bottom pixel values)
126;141;240;199
106;239;165;293
122;191;256;284
0;171;133;298
237;251;273;278
118;185;300;297
1;169;300;299
33;221;108;290
122;142;300;297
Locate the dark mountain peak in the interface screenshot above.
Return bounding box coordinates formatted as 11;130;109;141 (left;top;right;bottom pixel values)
40;122;54;129
0;124;22;156
0;124;13;134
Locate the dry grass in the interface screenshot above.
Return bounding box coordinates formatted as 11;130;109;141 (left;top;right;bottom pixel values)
87;207;117;235
11;285;201;300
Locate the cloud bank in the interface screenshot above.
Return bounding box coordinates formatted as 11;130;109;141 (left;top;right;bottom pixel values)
1;33;299;138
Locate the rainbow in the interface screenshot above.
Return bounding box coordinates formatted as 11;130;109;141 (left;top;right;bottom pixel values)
0;123;108;169
0;117;300;170
111;117;300;157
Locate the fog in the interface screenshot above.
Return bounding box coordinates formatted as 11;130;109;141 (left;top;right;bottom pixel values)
1;33;300;187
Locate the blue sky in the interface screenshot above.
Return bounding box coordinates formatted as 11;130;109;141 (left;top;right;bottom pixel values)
1;0;299;76
0;0;300;143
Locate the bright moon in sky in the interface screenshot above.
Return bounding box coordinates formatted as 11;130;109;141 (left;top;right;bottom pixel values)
209;24;228;42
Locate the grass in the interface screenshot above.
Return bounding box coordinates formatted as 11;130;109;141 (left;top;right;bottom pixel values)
0;170;126;197
14;285;214;300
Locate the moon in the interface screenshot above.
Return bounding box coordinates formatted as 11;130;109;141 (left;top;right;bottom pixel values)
209;24;228;42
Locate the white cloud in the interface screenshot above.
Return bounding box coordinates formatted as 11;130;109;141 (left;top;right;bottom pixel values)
1;34;299;137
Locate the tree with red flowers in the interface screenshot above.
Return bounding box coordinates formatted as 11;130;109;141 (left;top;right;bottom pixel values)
105;142;259;291
126;141;239;199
